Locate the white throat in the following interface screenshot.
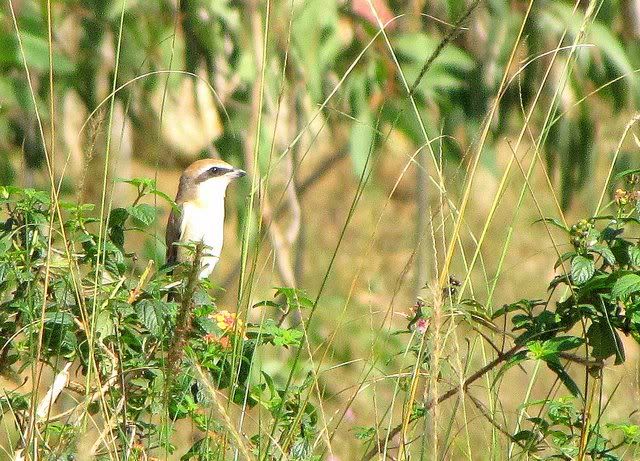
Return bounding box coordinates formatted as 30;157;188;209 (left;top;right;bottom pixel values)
196;177;232;204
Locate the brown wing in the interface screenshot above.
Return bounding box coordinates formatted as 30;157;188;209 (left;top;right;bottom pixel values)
165;204;183;267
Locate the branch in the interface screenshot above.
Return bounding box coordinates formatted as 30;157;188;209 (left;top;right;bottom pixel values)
362;344;522;461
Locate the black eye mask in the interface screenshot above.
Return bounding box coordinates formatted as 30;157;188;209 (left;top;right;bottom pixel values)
197;166;230;182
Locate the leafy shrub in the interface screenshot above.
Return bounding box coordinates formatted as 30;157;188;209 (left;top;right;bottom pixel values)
0;181;313;459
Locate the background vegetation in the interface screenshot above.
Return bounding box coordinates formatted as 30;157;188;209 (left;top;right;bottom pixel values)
2;0;640;459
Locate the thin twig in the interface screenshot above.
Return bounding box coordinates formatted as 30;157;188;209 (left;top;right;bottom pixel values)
466;392;522;445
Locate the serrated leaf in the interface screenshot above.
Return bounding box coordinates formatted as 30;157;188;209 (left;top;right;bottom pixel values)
590;244;615;265
135;299;166;336
117;177;156;189
274;287;314;310
545;336;584;353
570;255;595;285
528;337;583;362
260;319;303;348
127;204;157;227
612;274;640;298
109;207;129;227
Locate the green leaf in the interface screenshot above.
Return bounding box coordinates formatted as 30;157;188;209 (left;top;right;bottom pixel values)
528;336;582;361
555;251;576;269
109;208;129;227
291;0;340;101
628;245;640;267
273;287;315;310
95;309;115;339
570;255;595;285
535;217;569;232
391;32;474;99
110;226;125;248
546;360;582;398
353;425;376;441
587;321;625;364
545;336;584;353
260;320;303;348
44;311;75;326
492;350;528;388
0;392;30;414
117;177;156;189
149;189;176;208
43;312;77;356
348;72;376;179
547;397;577;426
492;299;545;319
349;115;375;178
135;299;166;336
513;429;540;444
606;423;640;444
613;168;640;182
612;274;640;299
590;244;615;265
127;204;157;227
0;30;74;73
252;300;280;309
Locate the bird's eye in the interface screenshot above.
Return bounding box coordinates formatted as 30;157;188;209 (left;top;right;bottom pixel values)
208;167;221;175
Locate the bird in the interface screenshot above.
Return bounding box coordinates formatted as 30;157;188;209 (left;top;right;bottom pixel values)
165;158;246;279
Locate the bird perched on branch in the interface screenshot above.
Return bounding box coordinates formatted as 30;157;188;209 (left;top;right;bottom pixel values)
166;158;246;279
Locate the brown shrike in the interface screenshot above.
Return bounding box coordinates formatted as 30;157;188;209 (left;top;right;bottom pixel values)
165;158;245;278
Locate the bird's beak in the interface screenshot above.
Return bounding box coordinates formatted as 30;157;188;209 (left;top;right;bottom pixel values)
230;168;246;179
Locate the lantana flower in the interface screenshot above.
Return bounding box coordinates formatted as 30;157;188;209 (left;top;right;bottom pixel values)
210;310;245;337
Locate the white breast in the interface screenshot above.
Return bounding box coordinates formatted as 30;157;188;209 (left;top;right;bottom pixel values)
179;200;225;278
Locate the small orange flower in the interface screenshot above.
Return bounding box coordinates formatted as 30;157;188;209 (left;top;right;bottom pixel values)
203;333;231;349
219;336;231;349
203;333;217;343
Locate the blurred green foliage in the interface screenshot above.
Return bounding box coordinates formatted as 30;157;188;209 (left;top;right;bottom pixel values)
0;0;639;204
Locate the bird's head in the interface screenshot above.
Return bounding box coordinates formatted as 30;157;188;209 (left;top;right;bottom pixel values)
176;158;246;204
